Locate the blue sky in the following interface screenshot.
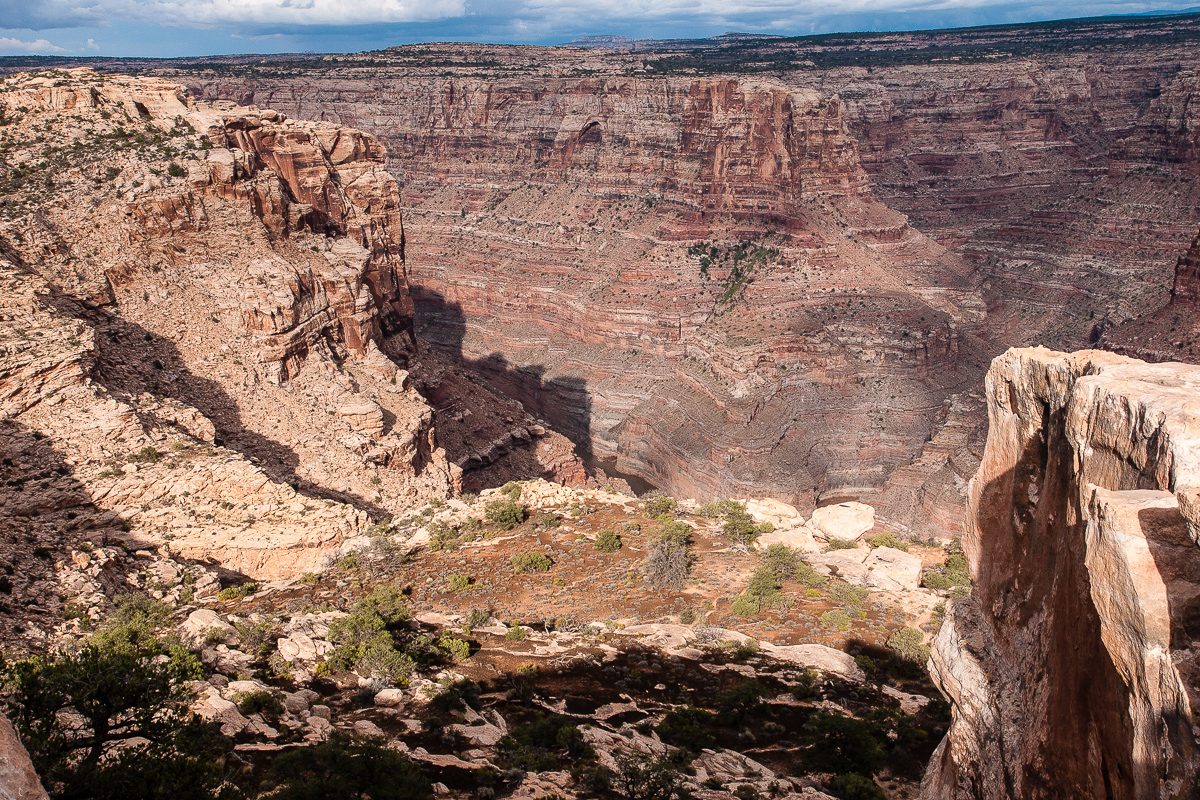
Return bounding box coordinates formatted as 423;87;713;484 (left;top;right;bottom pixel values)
0;0;1196;57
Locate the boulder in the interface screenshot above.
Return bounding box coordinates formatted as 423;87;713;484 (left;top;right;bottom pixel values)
863;546;924;591
0;711;49;800
759;642;865;680
180;608;234;647
804;551;870;586
808;502;875;541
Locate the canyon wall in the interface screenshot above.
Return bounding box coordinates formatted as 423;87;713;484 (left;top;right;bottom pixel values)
186;70;990;518
0;70;460;579
922;347;1200;799
172;31;1200;533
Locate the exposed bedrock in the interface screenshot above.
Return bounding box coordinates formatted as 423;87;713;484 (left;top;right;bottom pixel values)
922;347;1200;799
1100;226;1200;363
0;70;474;578
188;73;990;519
795;57;1200;351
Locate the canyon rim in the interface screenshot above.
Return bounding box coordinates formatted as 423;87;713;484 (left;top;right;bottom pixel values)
0;12;1199;800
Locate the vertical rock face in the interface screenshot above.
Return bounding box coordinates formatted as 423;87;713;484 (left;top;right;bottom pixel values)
1172;229;1200;306
923;347;1200;799
189;70;987;516
0;712;48;800
379;76;871;218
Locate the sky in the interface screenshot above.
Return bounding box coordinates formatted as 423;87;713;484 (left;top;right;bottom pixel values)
0;0;1196;57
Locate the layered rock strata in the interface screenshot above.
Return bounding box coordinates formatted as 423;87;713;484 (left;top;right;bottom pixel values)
0;70;474;582
922;347;1200;799
188;71;989;518
1100;226;1200;362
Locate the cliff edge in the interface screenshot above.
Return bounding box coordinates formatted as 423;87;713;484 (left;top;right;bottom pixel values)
922;347;1200;799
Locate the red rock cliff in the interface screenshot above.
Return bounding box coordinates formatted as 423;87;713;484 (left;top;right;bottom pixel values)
922;347;1200;799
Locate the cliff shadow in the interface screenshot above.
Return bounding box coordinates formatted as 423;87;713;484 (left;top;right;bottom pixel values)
412;288;602;490
41;292;391;521
0;419;256;654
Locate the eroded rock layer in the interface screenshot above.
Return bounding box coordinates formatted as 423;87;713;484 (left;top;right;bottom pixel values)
0;70;470;581
187;71;990;517
922;347;1200;799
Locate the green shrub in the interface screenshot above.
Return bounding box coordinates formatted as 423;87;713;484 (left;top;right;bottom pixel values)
922;553;970;591
500;481;524;500
439;636;470;661
731;593;761;617
654;518;693;545
326;585;415;680
824;773;886;800
217;581;259;601
447;573;471;591
234;617;277;660
802;712;884;776
485;499;527;530
720;502;760;544
611;750;689;800
820;609;852;631
495;713;593;772
268;732;431;800
678;607;697;625
886;627;930;664
595;529;621;552
504;625;527;641
234;688;283;718
656;706;717;752
829;582;869;609
715;679;766;725
511;551;552;573
825;537;859;551
129;446;160;463
166;162;187;177
642;491;678;516
864;531;909;552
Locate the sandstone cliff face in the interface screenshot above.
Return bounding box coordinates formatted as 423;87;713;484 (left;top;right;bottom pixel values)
1172;228;1200;305
0;70;468;581
923;347;1200;799
1098;226;1200;363
188;71;989;517
0;712;47;800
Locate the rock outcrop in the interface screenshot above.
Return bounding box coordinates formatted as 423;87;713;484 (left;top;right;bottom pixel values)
0;712;48;800
0;70;465;583
922;347;1200;799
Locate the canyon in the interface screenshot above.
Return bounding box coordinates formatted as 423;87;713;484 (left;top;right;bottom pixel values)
93;13;1193;541
2;13;1200;800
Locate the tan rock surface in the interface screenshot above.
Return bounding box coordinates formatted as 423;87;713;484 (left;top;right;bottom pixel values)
923;347;1200;800
0;712;48;800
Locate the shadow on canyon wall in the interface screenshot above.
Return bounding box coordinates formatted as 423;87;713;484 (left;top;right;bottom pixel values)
41;292;393;522
0;419;252;650
412;287;623;490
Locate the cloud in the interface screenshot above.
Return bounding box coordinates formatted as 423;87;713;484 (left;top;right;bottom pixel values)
1;0;467;30
0;35;71;53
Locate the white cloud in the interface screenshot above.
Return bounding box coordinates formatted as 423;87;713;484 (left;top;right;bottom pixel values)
0;35;71;53
0;0;467;29
85;37;100;48
101;0;466;26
